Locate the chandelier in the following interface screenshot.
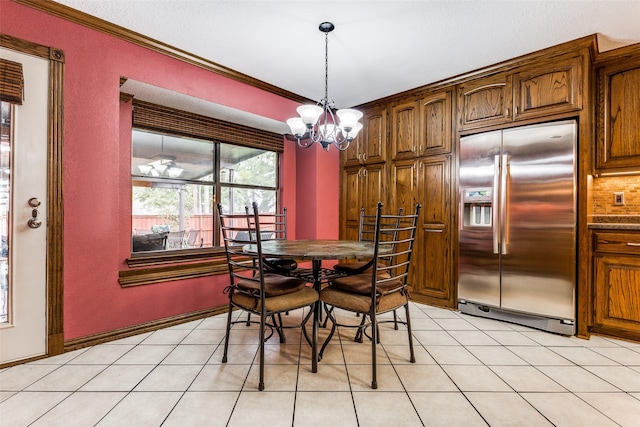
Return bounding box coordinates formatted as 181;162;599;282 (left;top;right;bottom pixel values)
286;22;363;151
137;158;183;178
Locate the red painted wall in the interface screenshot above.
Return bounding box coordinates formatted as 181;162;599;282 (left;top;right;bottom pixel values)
2;1;339;340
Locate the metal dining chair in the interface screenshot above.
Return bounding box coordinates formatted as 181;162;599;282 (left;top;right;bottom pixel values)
217;202;319;391
320;202;421;389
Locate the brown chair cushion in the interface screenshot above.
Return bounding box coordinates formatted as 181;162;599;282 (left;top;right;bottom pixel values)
329;274;404;296
236;273;306;297
333;260;374;274
320;286;407;313
233;286;318;313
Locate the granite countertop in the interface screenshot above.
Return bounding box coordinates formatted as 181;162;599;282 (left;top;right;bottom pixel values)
588;215;640;230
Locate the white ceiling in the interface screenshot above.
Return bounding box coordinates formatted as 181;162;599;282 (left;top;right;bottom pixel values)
54;0;640;109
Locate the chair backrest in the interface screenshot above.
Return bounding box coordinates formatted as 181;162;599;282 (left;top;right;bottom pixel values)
166;230;186;249
245;206;288;241
186;229;201;247
217;201;266;287
371;202;421;289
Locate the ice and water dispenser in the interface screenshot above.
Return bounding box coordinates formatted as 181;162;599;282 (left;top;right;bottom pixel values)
462;188;492;227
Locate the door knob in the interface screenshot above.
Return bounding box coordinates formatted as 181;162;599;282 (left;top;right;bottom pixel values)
27;197;42;229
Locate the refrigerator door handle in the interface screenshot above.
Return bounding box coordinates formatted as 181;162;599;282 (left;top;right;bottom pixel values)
501;154;509;255
493;155;500;254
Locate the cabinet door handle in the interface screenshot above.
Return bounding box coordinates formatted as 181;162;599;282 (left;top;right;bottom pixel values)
504;108;509;117
627;242;640;247
362;153;367;162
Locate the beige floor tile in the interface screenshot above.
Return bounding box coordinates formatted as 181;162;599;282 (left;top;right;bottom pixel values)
394;364;458;392
167;319;203;330
489;365;566;392
210;343;258;365
293;391;358;427
464;392;553;426
113;344;175;364
583;365;640;392
0;391;15;402
536;366;620;392
134;364;202;391
195;315;229;330
182;328;227;345
576;392;640;427
66;344;135;365
347;364;404;391
28;347;90;365
163;391;238;427
162;344;216;365
505;345;572;365
483;330;539;346
424;345;482;365
410;317;444;330
95;391;182;427
189;364;251;391
590;346;640;365
262;343;303;365
103;333;151;345
433;318;478;331
342;342;391;365
78;365;155;392
413;330;459;346
0;364;59;391
466;346;528;366
410;391;489;426
296;363;350;392
244;364;299;391
227;391;295;427
384;344;435;365
426;308;462;319
521;392;619;427
141;328;192;345
0;391;70;427
521;331;581;347
449;330;500;346
442;365;512;392
352;391;423;426
29;391;126;427
548;346;621;366
25;365;107;391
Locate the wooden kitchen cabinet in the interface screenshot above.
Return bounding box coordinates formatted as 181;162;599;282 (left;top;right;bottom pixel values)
390;98;420;159
420;89;453;156
592;230;640;341
457;72;512;130
458;53;584;131
342;105;387;167
340;163;386;240
389;155;455;307
595;47;640;171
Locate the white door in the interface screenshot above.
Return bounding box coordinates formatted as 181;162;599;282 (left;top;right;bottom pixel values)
0;47;49;364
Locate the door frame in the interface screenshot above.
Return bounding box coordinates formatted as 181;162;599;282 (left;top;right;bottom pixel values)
0;34;64;367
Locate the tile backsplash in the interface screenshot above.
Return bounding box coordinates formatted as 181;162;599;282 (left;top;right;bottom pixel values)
592;176;640;215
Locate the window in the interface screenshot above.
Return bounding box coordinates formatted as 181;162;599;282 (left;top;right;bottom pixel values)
131;129;279;253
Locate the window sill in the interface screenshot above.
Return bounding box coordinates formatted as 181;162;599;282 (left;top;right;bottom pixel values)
120;248;228;288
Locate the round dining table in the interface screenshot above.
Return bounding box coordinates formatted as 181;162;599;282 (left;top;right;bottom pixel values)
243;239;379;372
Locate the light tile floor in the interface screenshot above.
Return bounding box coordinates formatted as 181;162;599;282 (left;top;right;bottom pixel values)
1;302;640;426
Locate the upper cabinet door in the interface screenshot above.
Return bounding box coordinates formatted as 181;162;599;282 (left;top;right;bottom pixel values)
342;105;387;166
420;90;453;156
391;99;420;159
513;54;583;121
596;53;640;171
458;73;512;130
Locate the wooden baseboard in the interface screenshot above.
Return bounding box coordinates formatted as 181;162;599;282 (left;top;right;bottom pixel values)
64;305;228;352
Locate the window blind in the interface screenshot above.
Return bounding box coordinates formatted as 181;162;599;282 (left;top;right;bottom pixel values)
0;58;24;105
132;99;283;152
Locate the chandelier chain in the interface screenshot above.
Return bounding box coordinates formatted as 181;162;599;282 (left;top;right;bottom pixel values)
324;30;329;106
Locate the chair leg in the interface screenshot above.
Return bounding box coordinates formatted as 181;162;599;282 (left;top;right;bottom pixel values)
319;305;338;361
246;312;251;326
393;309;399;330
354;314;367;343
222;301;234;363
404;303;416;363
370;309;378;389
258;309;266;391
273;313;286;343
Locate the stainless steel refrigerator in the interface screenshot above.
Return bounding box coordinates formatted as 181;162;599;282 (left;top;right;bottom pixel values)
458;120;576;335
